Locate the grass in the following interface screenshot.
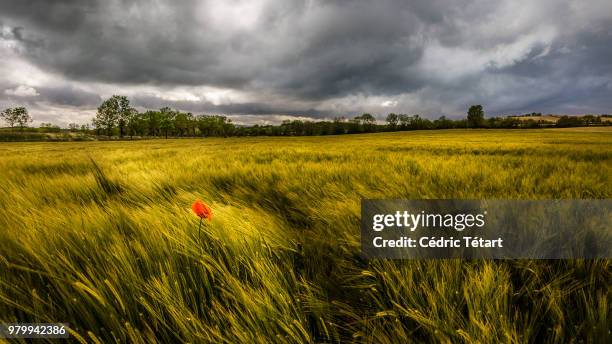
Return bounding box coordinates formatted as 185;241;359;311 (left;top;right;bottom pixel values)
0;129;610;343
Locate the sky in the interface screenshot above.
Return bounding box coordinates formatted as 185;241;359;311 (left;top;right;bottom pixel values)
1;0;611;126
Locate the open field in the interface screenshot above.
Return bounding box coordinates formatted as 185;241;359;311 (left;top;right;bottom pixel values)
549;127;612;132
0;129;610;343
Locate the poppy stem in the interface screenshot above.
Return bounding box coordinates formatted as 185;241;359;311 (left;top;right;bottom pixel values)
198;217;202;243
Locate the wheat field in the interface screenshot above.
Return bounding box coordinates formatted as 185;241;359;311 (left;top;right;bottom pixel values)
0;129;610;343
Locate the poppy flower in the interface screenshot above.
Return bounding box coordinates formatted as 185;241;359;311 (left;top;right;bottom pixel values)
192;199;213;221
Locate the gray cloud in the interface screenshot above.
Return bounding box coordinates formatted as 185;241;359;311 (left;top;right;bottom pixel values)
0;0;611;124
37;85;102;107
1;83;101;107
130;94;332;118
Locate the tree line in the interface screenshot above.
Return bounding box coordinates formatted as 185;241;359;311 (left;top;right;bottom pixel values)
91;95;235;138
87;98;609;136
210;105;609;136
1;97;610;138
89;98;484;138
91;98;607;137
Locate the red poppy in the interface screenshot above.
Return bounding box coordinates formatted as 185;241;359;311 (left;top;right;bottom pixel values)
192;200;212;221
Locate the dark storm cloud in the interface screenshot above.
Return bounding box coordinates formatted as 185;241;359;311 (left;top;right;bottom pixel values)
1;0;231;85
1;0;436;97
485;27;612;114
37;86;102;107
1;0;611;121
130;94;332;118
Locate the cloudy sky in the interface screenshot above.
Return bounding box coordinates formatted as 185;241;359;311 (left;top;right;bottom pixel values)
1;0;611;126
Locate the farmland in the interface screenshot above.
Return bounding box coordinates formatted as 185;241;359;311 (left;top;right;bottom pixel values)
0;129;610;342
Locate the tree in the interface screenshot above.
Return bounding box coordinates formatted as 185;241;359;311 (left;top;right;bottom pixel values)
95;97;120;137
467;105;484;128
145;110;161;136
359;113;376;124
1;107;31;130
68;123;80;132
386;113;399;129
332;117;346;135
40;122;61;133
126;108;143;138
353;113;376;132
174;111;190;136
398;114;411;128
93;95;132;137
13;107;32;131
434;116;454;129
159;107;176;139
408;114;432;130
185;112;197;136
1;108;17;129
115;95;132;138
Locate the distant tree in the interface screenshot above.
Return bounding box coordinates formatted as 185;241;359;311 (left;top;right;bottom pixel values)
354;113;376;132
359;113;376;124
126;108;142;138
196;115;234;137
91;118;101;135
174;111;190;136
582;114;597;126
434;116;454;129
40;122;61;133
467;105;484;128
386;113;399;129
13;107;32;131
144;110;161;136
185;112;197;136
92;95;132;137
159;107;176;139
221;117;234;137
556;116;585;128
115;95;132;138
332;117;346;134
0;107;17;129
398;114;411;128
68;123;80;132
95;96;120;137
